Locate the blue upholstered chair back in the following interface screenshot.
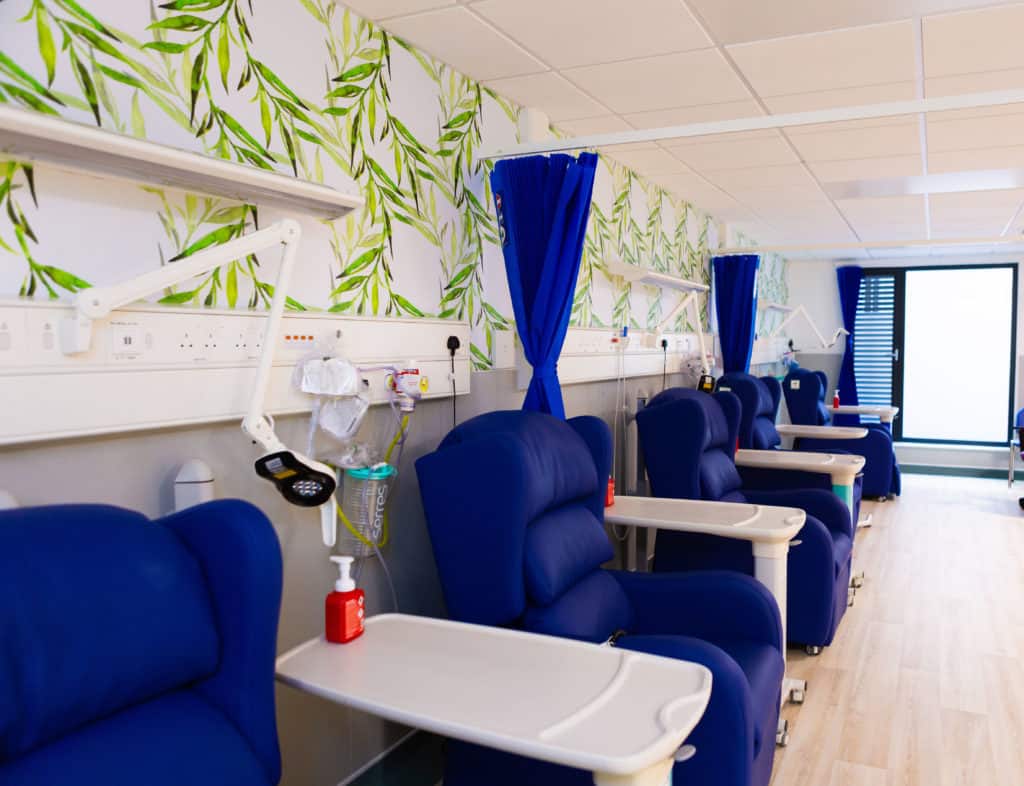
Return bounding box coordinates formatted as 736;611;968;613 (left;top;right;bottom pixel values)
636;389;745;503
782;368;832;426
0;501;282;784
717;373;782;450
417;411;631;643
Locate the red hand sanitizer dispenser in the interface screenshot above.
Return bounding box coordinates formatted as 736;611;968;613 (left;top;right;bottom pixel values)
326;555;365;643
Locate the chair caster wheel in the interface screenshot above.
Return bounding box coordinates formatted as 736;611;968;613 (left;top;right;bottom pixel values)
804;645;822;656
776;719;790;747
789;687;805;704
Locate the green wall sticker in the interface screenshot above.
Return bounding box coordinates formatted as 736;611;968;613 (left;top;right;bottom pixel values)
0;0;787;369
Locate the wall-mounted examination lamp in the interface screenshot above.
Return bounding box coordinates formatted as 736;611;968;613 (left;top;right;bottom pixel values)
60;219;339;545
762;302;849;349
605;258;712;374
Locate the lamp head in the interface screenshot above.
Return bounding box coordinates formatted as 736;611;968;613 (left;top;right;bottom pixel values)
254;450;337;507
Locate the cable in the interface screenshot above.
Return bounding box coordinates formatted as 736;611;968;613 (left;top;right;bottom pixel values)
447;336;460;429
661;338;668;391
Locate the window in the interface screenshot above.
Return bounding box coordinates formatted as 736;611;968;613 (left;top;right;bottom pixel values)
854;265;1017;445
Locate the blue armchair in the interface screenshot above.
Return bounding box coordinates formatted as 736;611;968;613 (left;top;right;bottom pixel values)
717;371;863;523
782;368;901;498
0;500;283;786
636;389;853;652
416;411;785;786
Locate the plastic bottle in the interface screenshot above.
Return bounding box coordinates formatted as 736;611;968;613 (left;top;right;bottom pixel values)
833;389;840;409
326;555;365;643
605;475;615;507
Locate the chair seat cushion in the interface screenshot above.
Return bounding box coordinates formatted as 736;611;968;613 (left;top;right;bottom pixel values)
617;634;783;760
0;689;272;786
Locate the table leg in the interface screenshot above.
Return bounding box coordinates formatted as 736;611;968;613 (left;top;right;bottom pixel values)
752;541;806;729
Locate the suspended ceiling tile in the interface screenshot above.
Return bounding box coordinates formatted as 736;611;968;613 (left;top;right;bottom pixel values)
923;4;1024;78
471;0;710;69
767;219;860;242
341;0;454;21
648;172;738;211
726;21;916;98
928;146;1024;173
485;72;606;121
762;81;917;114
808;155;924;181
846;220;929;241
929;188;1024;220
745;191;841;215
665;134;798;172
703;163;818;191
683;0;996;46
562;50;752;115
555;114;632;135
381;7;545;81
606;148;690;176
785;118;921;161
929;219;1015;238
623;100;764;130
926;69;1024;98
835;194;926;225
927;109;1024;151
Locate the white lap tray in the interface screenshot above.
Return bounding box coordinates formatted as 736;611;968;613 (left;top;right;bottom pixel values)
276;614;712;782
832;405;899;423
735;449;865;486
775;424;868;440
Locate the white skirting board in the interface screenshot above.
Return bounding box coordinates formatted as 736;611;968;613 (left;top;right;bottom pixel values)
516;326;710;389
0;299;470;445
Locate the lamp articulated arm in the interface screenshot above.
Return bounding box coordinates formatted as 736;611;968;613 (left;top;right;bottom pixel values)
59;219;301;456
768;304;849;349
653;291;711;375
60;218;340;545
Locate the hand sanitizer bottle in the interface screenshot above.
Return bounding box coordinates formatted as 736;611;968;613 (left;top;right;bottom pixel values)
326;556;365;643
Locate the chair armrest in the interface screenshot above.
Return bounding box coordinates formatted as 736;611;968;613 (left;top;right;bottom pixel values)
161;499;283;786
776;424;868;440
610;569;783;652
742;487;853;540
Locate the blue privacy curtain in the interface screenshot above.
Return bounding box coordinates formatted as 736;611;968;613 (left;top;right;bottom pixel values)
713;254;760;373
490;152;598;418
834;265;864;425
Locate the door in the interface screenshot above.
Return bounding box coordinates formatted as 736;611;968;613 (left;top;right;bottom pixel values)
855;265;1017;445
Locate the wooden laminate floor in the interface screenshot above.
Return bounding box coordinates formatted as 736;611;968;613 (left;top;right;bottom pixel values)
770;473;1024;786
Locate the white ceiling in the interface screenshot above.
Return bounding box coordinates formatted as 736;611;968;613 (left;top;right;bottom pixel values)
347;0;1024;256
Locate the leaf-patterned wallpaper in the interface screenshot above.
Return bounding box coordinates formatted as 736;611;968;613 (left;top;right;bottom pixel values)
0;0;787;369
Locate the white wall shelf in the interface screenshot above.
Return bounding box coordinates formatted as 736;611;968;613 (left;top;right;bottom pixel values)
0;106;362;220
0;299;469;445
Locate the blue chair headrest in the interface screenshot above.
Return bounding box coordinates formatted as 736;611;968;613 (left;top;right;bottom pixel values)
439;410;600;522
0;505;220;761
717;373;782;450
646;388;732;450
421;411;617;632
783;368;831;426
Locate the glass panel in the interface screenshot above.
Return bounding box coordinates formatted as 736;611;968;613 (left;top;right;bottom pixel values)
902;267;1013;443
